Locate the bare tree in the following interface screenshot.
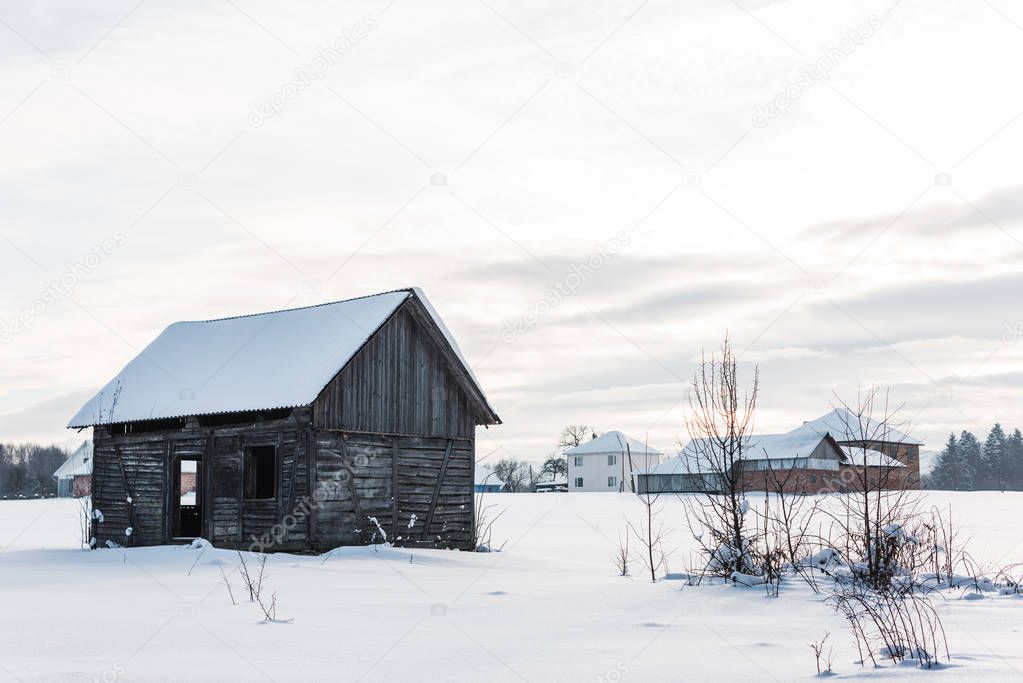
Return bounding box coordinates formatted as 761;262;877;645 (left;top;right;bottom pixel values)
491;458;531;493
559;425;596;451
626;489;671;583
539;454;567;480
682;335;760;577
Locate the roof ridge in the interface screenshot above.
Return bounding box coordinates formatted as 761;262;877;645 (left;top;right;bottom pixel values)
177;288;414;325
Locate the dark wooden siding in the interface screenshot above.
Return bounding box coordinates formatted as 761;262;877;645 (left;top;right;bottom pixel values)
311;302;481;438
91;411;312;551
91;428;167;546
310;431;474;550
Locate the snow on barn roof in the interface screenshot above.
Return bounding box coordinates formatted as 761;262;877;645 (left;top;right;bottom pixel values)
53;441;93;479
68;288;495;428
665;410;915;474
840;446;905;468
678;429;825;468
800;408;923;446
564;431;663;457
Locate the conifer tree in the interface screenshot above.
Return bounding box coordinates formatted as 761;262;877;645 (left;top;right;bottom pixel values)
958;430;981;491
982;424;1007;490
929;433;959;490
1005;429;1023;490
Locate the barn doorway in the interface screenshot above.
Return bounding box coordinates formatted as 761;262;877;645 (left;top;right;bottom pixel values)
172;457;203;539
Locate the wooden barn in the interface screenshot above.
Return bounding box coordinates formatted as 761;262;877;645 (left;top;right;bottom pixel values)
67;288;500;552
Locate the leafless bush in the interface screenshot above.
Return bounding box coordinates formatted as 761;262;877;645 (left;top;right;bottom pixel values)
257;591;293;624
220;566;237;605
814;389;923;591
237;551;267;602
682;335;761;578
627;490;672;583
613;532;631;577
808;631;833;676
830;581;947;668
77;495;92;550
473;477;506;552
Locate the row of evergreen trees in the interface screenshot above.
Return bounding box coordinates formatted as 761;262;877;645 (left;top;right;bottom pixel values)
926;424;1023;491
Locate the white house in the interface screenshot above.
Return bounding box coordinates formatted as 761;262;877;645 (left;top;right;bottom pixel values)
53;441;93;498
565;431;662;492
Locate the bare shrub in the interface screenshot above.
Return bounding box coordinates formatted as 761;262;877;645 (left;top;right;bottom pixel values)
809;631;833;676
472;475;506;552
220;566;237;605
257;591;293;624
830;581;947;668
627;490;671;583
76;495;93;550
237;551;267;602
613;532;631;577
682;335;761;578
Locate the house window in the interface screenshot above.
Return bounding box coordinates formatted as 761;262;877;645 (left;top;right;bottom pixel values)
574;456;583;467
574;477;584;488
608;476;617;487
608;455;617;466
244;445;277;500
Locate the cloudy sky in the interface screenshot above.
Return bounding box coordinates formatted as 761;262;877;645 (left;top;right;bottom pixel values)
1;0;1021;464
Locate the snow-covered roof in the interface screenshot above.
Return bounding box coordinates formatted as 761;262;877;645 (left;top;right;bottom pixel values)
800;408;922;446
53;441;93;479
68;288;496;428
564;431;662;457
642;456;701;476
840;446;906;469
678;429;826;467
475;465;505;488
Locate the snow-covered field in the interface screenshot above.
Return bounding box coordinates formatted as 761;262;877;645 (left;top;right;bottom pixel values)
0;492;1020;682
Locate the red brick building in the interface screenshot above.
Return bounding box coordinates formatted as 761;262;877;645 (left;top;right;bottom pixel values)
637;409;921;495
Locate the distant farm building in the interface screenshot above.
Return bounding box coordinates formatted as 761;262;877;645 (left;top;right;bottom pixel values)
475;465;505;493
53;441;93;498
637;409;920;494
565;431;662;492
68;288;500;551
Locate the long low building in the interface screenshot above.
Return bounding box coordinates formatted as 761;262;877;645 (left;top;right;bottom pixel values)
637;409;921;494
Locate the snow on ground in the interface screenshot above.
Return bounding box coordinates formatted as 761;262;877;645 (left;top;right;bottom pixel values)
0;492;1021;682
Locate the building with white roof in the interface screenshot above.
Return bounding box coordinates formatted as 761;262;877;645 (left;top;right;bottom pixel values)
565;431;662;492
637;409;920;494
68;288;500;551
53;441;93;497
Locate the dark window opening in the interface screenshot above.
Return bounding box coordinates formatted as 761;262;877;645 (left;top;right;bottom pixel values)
244;446;277;500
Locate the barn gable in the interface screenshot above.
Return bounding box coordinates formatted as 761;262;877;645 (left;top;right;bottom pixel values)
312;295;498;437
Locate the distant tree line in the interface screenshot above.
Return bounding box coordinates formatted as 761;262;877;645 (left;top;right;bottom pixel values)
0;443;67;498
926;424;1023;491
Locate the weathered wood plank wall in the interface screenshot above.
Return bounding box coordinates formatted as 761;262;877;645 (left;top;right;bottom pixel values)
312;303;478;438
